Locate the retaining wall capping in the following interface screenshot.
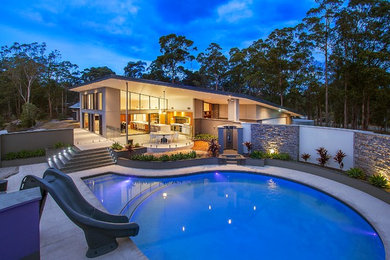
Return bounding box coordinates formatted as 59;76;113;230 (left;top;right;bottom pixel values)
354;132;390;179
251;124;299;160
117;157;219;169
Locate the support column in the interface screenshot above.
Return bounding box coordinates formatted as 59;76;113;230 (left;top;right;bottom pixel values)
125;82;129;144
218;126;224;154
237;127;243;154
228;98;239;122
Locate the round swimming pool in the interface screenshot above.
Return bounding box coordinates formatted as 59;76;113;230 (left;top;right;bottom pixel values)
85;171;385;259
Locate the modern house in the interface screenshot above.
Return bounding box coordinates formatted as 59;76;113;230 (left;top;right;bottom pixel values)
71;75;302;139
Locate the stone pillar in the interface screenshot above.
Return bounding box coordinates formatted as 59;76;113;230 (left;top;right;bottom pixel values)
228;98;239;122
218;126;224;154
237;127;243;154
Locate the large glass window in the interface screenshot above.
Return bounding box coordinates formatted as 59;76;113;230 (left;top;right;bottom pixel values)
150;97;159;109
83;113;89;129
131;93;140;110
140;95;149;109
96;93;103;110
160;98;167;110
120;91;131;110
87;94;94;109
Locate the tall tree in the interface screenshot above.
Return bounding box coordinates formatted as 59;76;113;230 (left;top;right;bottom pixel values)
197;43;228;90
156;34;197;83
81;66;115;82
305;0;343;125
124;61;146;78
226;47;247;93
1;42;46;105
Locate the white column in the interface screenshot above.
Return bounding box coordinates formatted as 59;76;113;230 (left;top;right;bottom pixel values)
228;98;239;122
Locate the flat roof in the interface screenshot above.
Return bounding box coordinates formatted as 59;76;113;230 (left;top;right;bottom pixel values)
71;75;302;117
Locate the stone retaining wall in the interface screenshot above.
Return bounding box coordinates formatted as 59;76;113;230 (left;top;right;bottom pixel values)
354;132;390;179
251;124;299;160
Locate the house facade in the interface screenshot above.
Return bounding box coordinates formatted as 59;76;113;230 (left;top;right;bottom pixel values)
71;75;301;139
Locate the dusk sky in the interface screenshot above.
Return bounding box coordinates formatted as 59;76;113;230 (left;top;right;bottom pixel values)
0;0;316;74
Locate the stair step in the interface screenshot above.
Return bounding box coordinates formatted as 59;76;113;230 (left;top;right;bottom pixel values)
62;162;115;173
67;153;112;163
61;158;114;169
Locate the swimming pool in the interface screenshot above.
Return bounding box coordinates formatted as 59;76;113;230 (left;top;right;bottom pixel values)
84;171;385;259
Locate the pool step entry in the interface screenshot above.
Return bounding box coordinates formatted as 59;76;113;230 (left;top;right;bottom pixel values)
47;147;115;173
218;153;246;165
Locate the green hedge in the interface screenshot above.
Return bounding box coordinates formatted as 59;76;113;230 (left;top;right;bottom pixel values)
250;150;291;160
130;151;197;161
5;148;46;161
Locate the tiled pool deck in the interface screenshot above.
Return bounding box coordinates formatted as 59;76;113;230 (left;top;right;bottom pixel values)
6;163;390;259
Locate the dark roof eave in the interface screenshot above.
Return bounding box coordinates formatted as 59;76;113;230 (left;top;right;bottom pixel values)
71;75;303;116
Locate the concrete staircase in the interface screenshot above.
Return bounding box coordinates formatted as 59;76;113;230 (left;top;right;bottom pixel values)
48;147;115;173
218;150;246;165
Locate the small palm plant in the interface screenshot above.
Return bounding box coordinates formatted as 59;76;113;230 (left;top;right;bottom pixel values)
301;153;311;162
243;141;253;155
208;139;220;157
316;147;331;167
333;150;346;169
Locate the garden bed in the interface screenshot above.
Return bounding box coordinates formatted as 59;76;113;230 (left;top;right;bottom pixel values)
263;159;390;204
1;156;46;167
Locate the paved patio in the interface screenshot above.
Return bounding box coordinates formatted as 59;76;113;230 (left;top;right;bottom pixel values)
5;162;390;259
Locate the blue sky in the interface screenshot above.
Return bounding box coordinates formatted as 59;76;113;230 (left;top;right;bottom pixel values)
0;0;316;74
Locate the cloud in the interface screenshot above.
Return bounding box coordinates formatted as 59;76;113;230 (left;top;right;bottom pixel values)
0;0;317;74
217;0;253;23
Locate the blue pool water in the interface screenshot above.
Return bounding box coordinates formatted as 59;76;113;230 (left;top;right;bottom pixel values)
84;172;385;259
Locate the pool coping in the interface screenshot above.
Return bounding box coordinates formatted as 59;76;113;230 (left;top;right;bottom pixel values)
70;164;390;259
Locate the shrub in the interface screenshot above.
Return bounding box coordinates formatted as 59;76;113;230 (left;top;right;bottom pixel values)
130;154;155;161
334;150;346;169
130;151;197;161
208;139;220;157
54;142;70;149
193;134;217;141
250;150;290;160
135;143;140;147
5;148;45;160
21;103;39;128
316;147;331;166
346;168;366;180
273;153;291;160
111;142;123;150
369;174;389;188
301;153;311;162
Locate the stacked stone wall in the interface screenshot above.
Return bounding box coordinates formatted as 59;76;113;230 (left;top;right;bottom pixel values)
251;124;299;160
354;132;390;178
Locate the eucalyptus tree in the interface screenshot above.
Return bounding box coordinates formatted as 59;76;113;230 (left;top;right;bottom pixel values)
0;42;46;105
143;60;170;82
81;66;115;82
124;60;146;78
197;43;228;90
304;0;343;125
156;34;197;83
226;47;247;93
264;27;295;106
242;39;268;97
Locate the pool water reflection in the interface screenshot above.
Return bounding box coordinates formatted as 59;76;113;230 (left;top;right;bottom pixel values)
84;172;385;260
